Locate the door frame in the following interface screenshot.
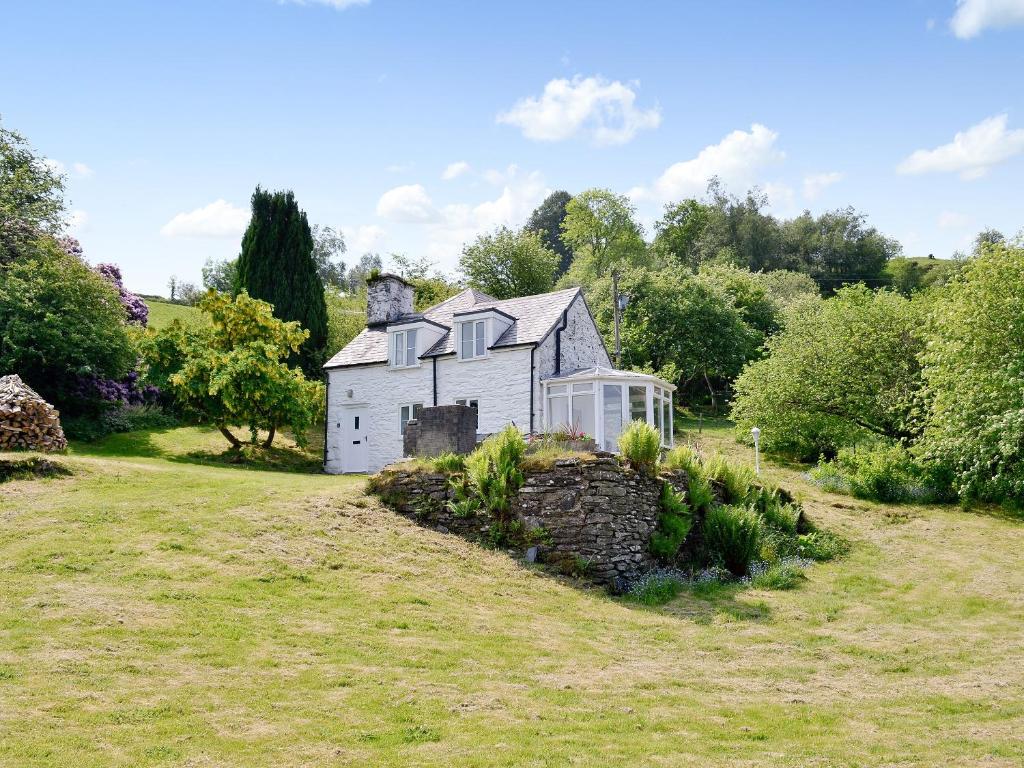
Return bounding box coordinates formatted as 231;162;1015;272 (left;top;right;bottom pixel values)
339;403;370;473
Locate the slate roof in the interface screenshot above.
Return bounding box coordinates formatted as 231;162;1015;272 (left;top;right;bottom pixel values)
324;286;582;369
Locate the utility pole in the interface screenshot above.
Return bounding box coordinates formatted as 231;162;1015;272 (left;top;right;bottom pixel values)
612;269;622;368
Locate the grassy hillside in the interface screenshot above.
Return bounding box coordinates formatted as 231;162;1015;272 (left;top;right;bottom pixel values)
1;425;1022;766
145;299;203;330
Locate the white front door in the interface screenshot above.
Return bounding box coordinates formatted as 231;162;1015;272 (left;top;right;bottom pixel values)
341;405;369;473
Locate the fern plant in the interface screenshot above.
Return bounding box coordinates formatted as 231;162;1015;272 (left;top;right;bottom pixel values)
649;483;693;562
702;504;762;576
619;420;661;475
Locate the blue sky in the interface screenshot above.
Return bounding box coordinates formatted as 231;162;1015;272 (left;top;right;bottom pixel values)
3;0;1023;294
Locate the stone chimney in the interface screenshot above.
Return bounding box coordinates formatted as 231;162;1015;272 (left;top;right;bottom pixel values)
366;273;415;326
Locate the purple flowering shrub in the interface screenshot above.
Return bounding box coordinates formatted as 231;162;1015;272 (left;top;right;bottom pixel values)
95;262;149;326
72;371;161;407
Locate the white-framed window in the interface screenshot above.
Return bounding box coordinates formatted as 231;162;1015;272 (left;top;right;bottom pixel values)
455;397;479;410
390;329;418;368
459;320;487;360
399;403;423;435
545;382;595;438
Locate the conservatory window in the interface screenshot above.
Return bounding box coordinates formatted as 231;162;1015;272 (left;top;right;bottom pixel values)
570;383;595;439
628;385;647;423
391;329;418;368
459;320;486;359
602;384;623;452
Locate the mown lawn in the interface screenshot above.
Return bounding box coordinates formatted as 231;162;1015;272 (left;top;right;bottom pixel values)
1;424;1022;766
145;299;203;330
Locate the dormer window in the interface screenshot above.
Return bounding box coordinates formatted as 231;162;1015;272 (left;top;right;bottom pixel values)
459;320;486;360
390;329;418;368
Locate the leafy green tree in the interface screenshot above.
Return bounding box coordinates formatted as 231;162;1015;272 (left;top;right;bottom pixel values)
731;286;925;459
919;241;1024;502
0;239;135;407
0;121;66;262
390;253;461;308
653;198;712;271
201;258;238;293
698;182;786;272
346;252;382;292
781;207;900;290
311;224;347;289
235;187;327;377
591;269;759;409
459;227;558;299
326;290;367;358
525;191;574;277
972;228;1004;256
142;291;323;449
755;269;820;308
696;264;781;339
559;188;646;278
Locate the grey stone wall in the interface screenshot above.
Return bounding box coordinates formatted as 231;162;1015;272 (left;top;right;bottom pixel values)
403;405;478;458
369;454;691;587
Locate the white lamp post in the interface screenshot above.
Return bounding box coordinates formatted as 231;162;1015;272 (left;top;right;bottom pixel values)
751;426;761;475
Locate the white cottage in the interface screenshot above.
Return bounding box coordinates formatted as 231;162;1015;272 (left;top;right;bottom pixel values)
324;274;674;473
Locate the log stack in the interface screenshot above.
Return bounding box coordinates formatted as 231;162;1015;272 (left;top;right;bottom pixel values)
0;375;68;453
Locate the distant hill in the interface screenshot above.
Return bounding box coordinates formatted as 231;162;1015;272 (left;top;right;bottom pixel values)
144;299;203;330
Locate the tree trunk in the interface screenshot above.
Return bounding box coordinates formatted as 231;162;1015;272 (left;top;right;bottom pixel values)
218;424;242;449
703;371;718;414
262;425;276;449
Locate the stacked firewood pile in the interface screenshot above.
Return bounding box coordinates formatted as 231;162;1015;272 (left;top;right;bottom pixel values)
0;375;68;452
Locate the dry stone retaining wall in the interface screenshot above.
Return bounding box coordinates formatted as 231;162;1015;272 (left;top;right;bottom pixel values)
369;453;690;587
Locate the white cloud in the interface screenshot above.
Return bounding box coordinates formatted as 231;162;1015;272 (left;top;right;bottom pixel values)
160;199;249;238
802;171;843;201
441;161;471;181
343;224;387;254
43;159;94;179
497;75;661;146
938;210;970;229
376;184;438;222
631;123;784;202
763;182;797;215
950;0;1024;38
68;210;89;233
284;0;371;9
897;114;1024;179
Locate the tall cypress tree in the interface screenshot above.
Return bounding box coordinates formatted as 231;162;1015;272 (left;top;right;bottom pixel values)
235;187;327;377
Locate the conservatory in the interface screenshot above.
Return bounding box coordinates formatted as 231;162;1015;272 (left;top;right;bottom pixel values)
541;366;675;453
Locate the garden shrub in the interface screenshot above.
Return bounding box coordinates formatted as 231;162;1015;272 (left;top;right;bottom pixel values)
618;420;660;475
663;443;703;476
758;499;800;535
702;504;762;576
703;452;756;504
463;426;526;530
809;443;950;504
649;483;693;562
431;452;465;474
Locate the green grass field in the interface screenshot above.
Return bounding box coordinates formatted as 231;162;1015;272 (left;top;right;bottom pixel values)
145;299;203;330
1;423;1022;766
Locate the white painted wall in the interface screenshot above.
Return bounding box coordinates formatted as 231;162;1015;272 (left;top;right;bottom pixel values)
325;292;611;474
326;345;534;473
